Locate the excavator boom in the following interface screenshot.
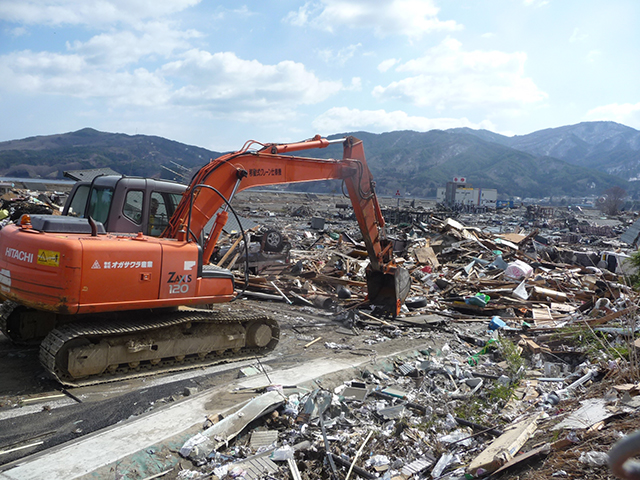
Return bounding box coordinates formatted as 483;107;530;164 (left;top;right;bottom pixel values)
165;135;409;313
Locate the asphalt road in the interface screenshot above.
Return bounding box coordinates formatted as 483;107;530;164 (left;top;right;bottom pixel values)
0;301;296;466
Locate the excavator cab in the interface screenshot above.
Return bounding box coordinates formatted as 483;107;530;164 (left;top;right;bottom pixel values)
63;175;186;236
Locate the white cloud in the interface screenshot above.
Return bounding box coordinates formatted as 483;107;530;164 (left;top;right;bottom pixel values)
211;5;257;21
0;46;343;117
373;37;547;109
378;58;399;72
7;26;28;36
569;27;587;43
585;102;640;129
284;0;462;38
209;106;301;127
313;106;496;133
0;0;200;26
162;50;343;109
0;50;171;106
283;2;319;27
67;22;202;67
586;49;601;62
317;43;361;66
522;0;549;7
230;5;255;17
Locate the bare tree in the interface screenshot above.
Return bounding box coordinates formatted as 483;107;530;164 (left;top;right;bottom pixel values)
601;186;627;215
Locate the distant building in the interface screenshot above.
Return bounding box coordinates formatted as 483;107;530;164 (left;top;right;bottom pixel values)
437;179;497;207
0;182;13;195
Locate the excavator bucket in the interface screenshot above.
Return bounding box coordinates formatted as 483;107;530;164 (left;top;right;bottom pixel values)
366;267;412;317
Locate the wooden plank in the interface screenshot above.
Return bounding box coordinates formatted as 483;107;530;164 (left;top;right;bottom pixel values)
497;233;527;244
519;336;541;354
494;237;519;250
585;306;638;326
491;443;551;477
550;302;576;313
413;246;440;268
217;231;252;267
357;309;394;327
613;383;639;394
467;413;542;476
345;249;368;258
532;286;567;302
532;306;553;320
304;337;322;348
311;274;366;287
225;252;241;270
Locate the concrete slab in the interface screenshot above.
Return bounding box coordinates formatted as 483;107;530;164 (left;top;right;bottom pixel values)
0;347;423;480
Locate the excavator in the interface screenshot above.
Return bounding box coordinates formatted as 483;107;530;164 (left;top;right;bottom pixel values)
0;135;410;386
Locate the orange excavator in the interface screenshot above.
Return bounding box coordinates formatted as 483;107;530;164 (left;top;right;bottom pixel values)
0;135;410;386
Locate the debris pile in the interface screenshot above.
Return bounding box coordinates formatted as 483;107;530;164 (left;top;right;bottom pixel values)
172;196;640;480
0;188;63;222
3;187;640;479
175;321;640;479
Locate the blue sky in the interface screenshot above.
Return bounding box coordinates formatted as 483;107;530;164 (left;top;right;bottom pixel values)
1;0;639;151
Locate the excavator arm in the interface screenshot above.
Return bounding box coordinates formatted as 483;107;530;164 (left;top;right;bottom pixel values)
165;135;410;315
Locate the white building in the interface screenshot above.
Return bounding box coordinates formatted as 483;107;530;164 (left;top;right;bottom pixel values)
437;180;497;207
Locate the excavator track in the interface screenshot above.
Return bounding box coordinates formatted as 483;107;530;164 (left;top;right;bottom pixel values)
0;300;18;340
39;309;279;387
0;300;54;345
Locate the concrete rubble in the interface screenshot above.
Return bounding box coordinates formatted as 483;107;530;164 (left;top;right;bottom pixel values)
3;188;640;479
177;196;640;479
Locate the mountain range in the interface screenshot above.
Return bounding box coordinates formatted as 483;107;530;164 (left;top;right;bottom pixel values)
1;122;639;199
0;128;215;182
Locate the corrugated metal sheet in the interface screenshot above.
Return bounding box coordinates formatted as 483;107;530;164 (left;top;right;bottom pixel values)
63;168;121;182
398;362;416;376
402;457;435;476
222;212;259;234
249;430;278;450
621;218;640;245
203;211;259;235
234;456;279;479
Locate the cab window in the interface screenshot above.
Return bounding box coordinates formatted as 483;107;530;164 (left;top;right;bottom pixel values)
123;190;143;224
168;193;183;213
148;192;169;236
87;187;114;224
67;185;90;217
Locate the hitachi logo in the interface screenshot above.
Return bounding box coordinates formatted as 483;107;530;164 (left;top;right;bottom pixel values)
5;247;33;263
